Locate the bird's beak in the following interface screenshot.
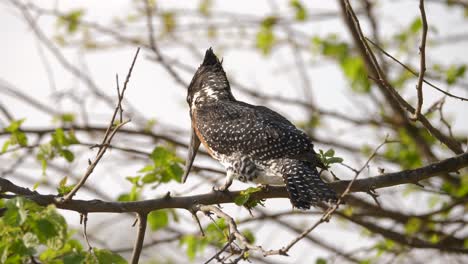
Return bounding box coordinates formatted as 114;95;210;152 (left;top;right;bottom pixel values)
182;127;201;183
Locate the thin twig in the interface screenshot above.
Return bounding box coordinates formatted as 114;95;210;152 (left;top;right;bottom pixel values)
191;210;206;236
411;0;428;120
81;213;93;251
143;0;187;86
131;212;148;264
341;0;463;154
263;137;391;256
203;237;234;264
365;38;468;102
61;48;140;201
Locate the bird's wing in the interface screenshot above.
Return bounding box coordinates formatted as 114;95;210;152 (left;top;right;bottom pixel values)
195;101;321;163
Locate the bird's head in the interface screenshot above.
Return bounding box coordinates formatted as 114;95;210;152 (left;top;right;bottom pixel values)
186;48;234;108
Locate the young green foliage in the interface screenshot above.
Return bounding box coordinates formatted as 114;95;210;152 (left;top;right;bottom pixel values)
311;35;370;93
57;9;85;34
1;119;28;154
148;210;169;231
57;176;76;196
256;16;277;55
36;128;80;174
234;187;265;209
118;146;184;201
317;148;344;169
0;198;126;263
290;0;307;21
383;129;433;169
180;219;257;261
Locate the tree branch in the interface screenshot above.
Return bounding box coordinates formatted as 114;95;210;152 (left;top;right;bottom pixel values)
411;0;428;120
130;212;148;264
61;48;139;201
339;0;464;155
0;152;466;214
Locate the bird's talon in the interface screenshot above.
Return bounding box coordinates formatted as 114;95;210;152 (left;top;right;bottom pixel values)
213;185;229;192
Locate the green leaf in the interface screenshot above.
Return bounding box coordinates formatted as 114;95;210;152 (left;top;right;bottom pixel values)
151;147;172;167
313;35;349;60
144;118;157;133
234;187;264;208
3;206;21;226
429;234;440;244
445;64;466;85
410;18;422;33
125;176;141;185
290;0;307;21
31;219;59;243
52;128;67;147
324;149;335;157
14;131;28;146
256;28;275;55
59;176;68;187
168;163;183;182
5;119;25;132
118;184;140;202
5;119;29;148
384;129;423;169
199;0;212;16
148;210;169;231
261;16;278;28
117;193;132;202
256;16;277;55
93;248;127;264
60;113;76;123
316;258;327;264
242;229;255;243
162;12;176;34
63;252;86;264
138;164;155;173
67;130;80;144
58;9;85;33
141;172;158;184
234;194;250;206
405;217;422;235
60;149;75;162
57;176;75;196
181;235;199;261
1;140;10;153
341;56;371;93
327;157;343;164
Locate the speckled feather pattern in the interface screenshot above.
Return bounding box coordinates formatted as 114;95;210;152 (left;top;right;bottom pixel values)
188;48;337;209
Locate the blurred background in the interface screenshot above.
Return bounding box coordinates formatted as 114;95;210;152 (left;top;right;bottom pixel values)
0;0;467;263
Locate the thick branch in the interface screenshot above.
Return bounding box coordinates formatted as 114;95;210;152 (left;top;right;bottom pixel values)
0;152;466;214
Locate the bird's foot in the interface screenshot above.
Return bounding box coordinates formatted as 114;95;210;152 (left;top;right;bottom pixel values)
213;184;230;192
256;184;270;191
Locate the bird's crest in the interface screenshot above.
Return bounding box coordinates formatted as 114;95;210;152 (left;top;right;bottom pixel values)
202;47;222;67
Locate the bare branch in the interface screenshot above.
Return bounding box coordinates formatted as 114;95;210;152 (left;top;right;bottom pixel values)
339;0;464;154
366;38;468;102
411;0;429;120
130;212;148;264
0;152;465;213
61;48;140;201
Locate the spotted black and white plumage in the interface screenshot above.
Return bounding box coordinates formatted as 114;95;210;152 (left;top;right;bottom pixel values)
182;48;337;209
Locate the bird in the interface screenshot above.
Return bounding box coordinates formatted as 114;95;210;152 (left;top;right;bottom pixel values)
182;48;337;209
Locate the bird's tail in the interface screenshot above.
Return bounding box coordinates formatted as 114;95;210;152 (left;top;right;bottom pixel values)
281;159;337;210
